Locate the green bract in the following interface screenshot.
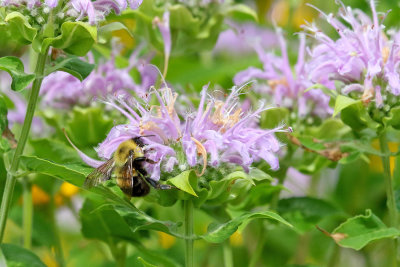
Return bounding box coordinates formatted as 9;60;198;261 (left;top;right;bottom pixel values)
0;11;97;56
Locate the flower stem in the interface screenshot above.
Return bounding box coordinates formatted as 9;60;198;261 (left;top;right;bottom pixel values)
223;240;233;267
379;132;399;265
22;180;33;249
248;222;265;267
184;199;194;267
50;194;65;267
0;50;48;243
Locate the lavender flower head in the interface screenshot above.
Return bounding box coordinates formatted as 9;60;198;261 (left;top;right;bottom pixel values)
304;0;400;107
1;0;142;25
213;21;277;55
234;28;332;119
71;84;286;181
41;46;157;109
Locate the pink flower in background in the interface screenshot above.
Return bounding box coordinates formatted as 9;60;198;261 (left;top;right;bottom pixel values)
304;0;400;107
41;46;157;109
214;21;278;55
234;28;332;118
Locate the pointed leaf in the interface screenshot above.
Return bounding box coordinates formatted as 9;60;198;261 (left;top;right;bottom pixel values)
20;155;91;186
1;243;46;267
167;170;198;197
45;55;95;81
201;211;292;243
0;56;35;91
332;209;400;250
333;95;358;117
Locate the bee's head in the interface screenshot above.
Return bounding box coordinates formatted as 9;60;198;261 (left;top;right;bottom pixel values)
114;139;144;166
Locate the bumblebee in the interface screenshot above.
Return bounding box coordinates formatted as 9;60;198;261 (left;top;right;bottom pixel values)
84;136;171;197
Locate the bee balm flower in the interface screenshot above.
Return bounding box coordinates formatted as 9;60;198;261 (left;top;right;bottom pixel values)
234;29;332;118
304;0;400;107
71;84;286;181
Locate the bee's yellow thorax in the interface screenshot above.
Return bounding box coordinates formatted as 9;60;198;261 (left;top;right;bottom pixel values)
113;139;144;167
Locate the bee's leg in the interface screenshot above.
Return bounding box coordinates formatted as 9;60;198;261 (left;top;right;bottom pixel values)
145;177;173;190
133;157;158;164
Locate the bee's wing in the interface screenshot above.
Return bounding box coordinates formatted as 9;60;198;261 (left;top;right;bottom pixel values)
84;159;115;189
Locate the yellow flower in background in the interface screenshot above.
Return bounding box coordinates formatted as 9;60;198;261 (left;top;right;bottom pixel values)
41;252;59;267
59;182;79;198
270;0;289;27
157;231;176;249
369;139;398;175
29;182;79;207
270;0;317;29
111;19;136;53
229;231;243;247
32;185;50;205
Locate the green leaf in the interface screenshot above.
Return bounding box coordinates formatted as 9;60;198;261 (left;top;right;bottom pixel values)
0;56;35;91
66;106;114;148
42;21;97;56
333;95;358;117
138;257;158;267
0;247;6;267
383;106;400;130
226;4;258;22
114;205;184;238
29;138;83;164
45;55;95;81
339;100;380;132
0;95;7;134
0;243;46;267
278;197;341;233
332;209;400;250
98;22;132;44
167;170;198;197
201;211;292;243
80;198;140;244
20;155;91;186
4;12;37;44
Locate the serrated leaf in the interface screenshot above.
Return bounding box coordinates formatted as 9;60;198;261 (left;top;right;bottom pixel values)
167;170;198;196
278;197;341;233
45;55;95;81
0;56;35;91
42;21;97;56
1;243;46;267
20;155;91;186
332;209;400;250
201;211;292;243
4;12;37;44
333;95;358;117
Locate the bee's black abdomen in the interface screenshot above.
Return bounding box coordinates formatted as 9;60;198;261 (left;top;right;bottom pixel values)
117;175;150;197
